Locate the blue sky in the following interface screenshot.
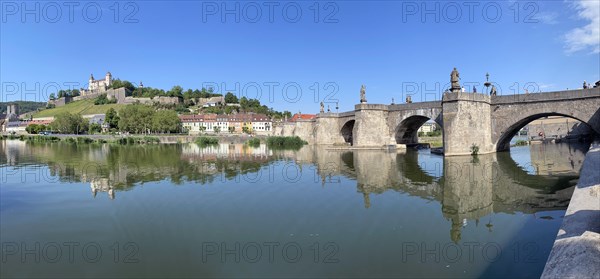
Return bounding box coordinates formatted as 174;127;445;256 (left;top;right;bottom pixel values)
1;0;599;114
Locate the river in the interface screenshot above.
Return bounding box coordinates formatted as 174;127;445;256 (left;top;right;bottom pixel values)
0;140;590;278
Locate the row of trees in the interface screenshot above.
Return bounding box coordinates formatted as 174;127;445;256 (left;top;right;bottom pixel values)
51;112;89;134
112;78;222;101
49;89;81;100
29;106;181;135
95;78;292;120
116;105;181;134
199;93;292;120
25;124;49;134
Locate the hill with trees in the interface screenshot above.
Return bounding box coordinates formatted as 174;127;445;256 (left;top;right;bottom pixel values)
0;101;47;115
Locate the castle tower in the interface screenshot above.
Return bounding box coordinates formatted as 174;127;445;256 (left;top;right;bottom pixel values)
105;72;112;87
7;104;18;117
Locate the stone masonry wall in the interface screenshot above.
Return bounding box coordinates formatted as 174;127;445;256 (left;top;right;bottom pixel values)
443;92;494;156
353;104;393;146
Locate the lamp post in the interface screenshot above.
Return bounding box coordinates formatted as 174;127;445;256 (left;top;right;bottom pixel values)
484;72;492;94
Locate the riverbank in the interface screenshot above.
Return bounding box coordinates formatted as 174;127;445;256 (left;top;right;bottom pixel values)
417;136;443;148
542;141;600;278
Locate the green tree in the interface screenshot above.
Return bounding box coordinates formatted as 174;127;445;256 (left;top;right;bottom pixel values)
213;126;221;134
51;112;88;134
26;124;39;134
167;85;183;97
89;123;102;134
183;89;194;100
225;92;238;104
105;108;120;129
239;97;249;111
228;127;235;133
224;106;235;114
49;93;56;100
118;105;155;134
152;110;181;133
110;79;136;92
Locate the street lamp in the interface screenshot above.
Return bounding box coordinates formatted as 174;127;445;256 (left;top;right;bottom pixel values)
484;72;492;94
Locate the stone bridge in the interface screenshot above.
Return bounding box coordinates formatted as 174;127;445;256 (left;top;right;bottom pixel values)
277;88;600;156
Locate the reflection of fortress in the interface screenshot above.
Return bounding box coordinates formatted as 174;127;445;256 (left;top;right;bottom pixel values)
91;178;115;199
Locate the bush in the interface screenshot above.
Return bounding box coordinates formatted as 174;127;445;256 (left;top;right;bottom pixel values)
514;140;528;146
76;137;94;144
266;136;307;149
116;136;160;145
143;136;160;144
94;94;117;105
426;130;442;137
25;135;61;142
196;136;219;146
246;138;260;147
470;143;479;156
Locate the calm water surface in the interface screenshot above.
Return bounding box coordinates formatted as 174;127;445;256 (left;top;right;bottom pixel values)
0;140;590;278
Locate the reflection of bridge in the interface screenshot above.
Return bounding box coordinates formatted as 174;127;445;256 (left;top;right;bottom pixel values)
274;89;600;156
297;146;580;242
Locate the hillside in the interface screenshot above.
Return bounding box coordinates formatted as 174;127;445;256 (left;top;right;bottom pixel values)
32;99;126;118
0;101;46;114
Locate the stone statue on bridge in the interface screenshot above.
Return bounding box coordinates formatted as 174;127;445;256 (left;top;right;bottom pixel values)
450;67;461;92
360;85;367;103
406;95;412;103
320;102;325;113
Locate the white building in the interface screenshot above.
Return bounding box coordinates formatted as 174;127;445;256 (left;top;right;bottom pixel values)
250;114;272;132
418;122;438;133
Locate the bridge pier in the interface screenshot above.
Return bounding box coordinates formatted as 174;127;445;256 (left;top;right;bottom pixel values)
354;104;394;147
442;92;495;156
315;114;344;145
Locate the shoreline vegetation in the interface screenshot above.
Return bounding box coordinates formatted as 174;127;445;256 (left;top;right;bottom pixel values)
1;134;308;149
418;135;443;148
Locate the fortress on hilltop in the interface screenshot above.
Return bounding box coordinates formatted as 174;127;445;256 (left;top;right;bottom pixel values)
82;72;112;95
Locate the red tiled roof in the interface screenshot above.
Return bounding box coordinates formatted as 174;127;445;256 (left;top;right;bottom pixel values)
180;113;271;123
290;114;316;122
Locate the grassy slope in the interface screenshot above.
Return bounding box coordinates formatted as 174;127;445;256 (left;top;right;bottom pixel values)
33;99;126;118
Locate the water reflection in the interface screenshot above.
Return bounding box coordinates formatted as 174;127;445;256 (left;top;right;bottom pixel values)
0;140;588;278
1;141;583;224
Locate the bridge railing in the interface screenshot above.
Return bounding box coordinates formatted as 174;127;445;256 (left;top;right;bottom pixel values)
491;88;599;105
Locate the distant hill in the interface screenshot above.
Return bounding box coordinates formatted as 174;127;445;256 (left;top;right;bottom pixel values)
0;101;46;115
32;99;126;118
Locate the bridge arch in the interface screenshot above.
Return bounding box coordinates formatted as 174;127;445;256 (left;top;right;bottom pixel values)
495;112;597;152
340;120;355;145
394;115;442;144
